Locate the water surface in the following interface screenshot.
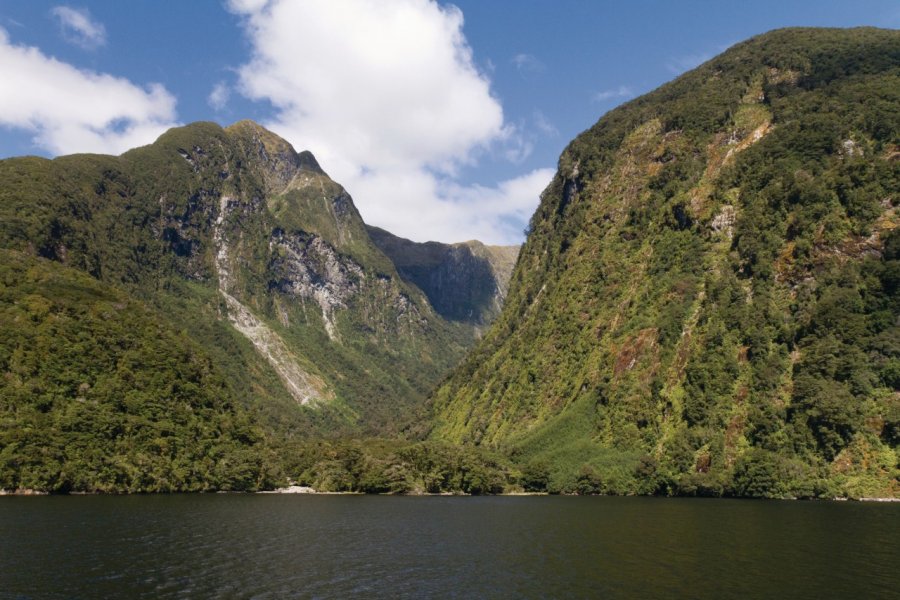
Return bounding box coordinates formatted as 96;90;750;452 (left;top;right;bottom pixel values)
1;495;897;598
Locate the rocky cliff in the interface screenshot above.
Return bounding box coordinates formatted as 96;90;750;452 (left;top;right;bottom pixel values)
367;226;518;329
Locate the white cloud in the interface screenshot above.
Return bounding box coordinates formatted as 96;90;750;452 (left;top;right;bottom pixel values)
356;166;554;245
0;28;178;155
511;53;544;78
533;109;558;137
51;6;106;49
208;81;230;111
231;0;503;173
227;0;269;12
592;85;633;103
229;0;548;244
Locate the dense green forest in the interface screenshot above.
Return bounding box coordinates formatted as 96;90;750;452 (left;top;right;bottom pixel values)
0;121;475;437
0;250;279;492
431;27;899;498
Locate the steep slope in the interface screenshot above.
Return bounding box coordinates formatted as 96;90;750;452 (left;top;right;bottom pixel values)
431;28;899;498
367;225;518;329
0;120;469;441
0;250;274;492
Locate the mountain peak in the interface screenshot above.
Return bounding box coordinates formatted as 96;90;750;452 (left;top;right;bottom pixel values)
222;119;326;194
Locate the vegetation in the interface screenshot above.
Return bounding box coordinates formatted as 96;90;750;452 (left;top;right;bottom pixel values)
431;27;899;499
0;250;279;492
0;119;477;492
279;438;515;495
1;28;896;498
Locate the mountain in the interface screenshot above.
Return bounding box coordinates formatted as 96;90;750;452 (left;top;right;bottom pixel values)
367;226;518;329
430;28;899;498
0;120;508;492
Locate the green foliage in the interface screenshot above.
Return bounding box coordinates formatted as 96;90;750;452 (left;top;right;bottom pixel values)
431;27;900;499
0;119;484;492
0;119;474;449
730;449;784;498
0;251;278;492
277;438;514;495
520;460;551;492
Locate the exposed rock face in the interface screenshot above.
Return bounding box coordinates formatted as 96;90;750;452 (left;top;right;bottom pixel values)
220;289;330;405
367;226;519;327
269;230;364;341
211;188;330;405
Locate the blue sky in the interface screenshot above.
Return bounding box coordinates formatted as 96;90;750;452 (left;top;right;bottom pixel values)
0;1;897;244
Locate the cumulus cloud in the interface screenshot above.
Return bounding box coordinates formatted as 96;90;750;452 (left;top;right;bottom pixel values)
51;6;106;49
357;166;555;245
592;85;633;103
231;0;502;173
0;28;178;155
229;0;548;244
208;81;230;111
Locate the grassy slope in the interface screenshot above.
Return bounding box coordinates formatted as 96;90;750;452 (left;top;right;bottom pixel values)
431;27;900;498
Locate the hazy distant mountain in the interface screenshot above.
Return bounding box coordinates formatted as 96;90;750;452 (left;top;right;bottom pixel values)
367;225;518;329
431;28;899;498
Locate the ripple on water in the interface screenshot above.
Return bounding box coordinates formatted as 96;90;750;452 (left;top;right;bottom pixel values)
0;495;898;599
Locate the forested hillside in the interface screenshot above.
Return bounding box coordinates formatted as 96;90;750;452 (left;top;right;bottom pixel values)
431;27;899;498
0;250;277;492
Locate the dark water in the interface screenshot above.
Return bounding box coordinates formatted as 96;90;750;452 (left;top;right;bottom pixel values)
1;495;897;599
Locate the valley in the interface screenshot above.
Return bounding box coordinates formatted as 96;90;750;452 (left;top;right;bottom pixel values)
0;27;897;499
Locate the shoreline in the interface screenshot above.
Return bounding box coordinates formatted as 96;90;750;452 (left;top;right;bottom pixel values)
2;487;897;501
